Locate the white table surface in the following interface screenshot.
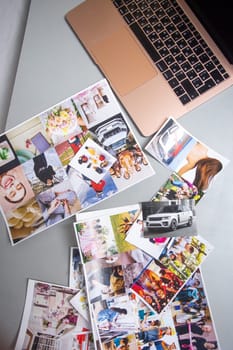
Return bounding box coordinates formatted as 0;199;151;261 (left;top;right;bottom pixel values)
1;1;233;349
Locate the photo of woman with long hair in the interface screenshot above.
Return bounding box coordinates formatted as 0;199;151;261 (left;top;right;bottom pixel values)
177;142;223;194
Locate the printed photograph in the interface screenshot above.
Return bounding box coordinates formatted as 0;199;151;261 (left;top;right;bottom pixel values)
70;289;91;324
91;113;151;189
69;247;85;290
36;180;81;228
0;164;35;213
75;215;119;263
141;199;197;238
6;197;45;245
68;166;118;207
55;131;89;166
152;171;202;204
69;138;117;183
146;117;229;197
158;236;213;282
39;98;84;145
92;294;138;336
6;116;52;163
0;135;20;173
14;280;91;350
22;147;68;195
0;79;154;245
131;259;183;314
172;269;220;350
74;205;143;263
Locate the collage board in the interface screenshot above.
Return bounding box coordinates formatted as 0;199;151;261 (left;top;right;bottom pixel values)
9;83;230;350
0;79;154;245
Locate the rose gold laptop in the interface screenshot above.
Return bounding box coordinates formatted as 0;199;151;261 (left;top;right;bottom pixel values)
66;0;233;136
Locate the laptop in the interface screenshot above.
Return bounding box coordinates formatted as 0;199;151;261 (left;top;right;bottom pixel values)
65;0;233;136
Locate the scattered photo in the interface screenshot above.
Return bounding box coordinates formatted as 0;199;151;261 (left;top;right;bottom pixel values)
145;117;229;198
141;199;197;238
69;247;85;290
69;138;116;183
131;259;184;314
158;236;213;282
70;288;91;323
126;211;170;259
171;268;221;350
0;79;154;245
74;205;141;263
15;280;91;350
73;203;216;349
153;171;202;203
91;114;151;190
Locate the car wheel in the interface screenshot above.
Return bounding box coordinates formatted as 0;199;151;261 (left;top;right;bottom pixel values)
170;219;177;231
187;217;192;227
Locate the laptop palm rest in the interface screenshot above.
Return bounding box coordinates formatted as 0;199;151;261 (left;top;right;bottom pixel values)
91;26;158;96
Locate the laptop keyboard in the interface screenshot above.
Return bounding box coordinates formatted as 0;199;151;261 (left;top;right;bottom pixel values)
113;0;230;105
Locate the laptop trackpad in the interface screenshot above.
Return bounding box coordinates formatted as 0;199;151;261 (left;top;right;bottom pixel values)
91;27;157;96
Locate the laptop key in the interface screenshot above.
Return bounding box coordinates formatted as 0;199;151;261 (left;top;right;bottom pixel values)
168;77;179;88
174;85;186;97
197;78;216;94
163;69;173;80
179;94;191;105
192;77;203;88
124;13;134;24
181;79;199;99
211;69;225;84
157;60;168;72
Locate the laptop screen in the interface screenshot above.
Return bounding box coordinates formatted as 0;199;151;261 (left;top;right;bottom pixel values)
185;0;233;64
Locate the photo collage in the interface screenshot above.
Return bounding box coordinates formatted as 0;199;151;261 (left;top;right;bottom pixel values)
0;79;154;245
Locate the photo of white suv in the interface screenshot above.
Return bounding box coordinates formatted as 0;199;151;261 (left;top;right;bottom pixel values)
142;199;196;238
146;204;193;231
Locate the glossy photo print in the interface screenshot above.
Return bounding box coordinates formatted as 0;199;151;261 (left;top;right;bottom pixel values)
152;171;202;204
171;268;221;350
145;117;229;198
141;199;197;238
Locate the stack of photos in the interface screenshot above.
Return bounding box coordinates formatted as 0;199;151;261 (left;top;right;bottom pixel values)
73;203;214;349
141;117;229;239
0;78;154;245
15;280;95;350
